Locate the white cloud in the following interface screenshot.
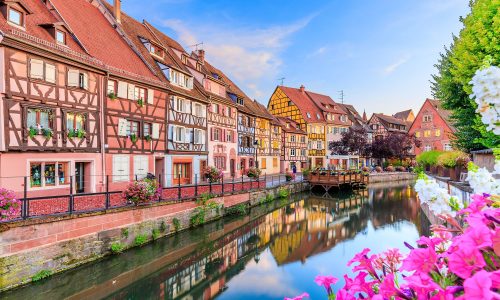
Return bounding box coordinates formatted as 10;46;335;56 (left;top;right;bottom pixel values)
307;46;328;58
161;15;316;98
382;55;411;75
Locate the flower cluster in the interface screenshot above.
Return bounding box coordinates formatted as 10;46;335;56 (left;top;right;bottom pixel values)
285;172;296;181
469;65;500;135
122;178;160;205
246;167;262;178
466;162;500;195
414;174;463;217
0;188;21;219
287;192;500;300
203;166;223;183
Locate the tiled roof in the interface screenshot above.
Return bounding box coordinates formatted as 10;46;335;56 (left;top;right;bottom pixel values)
50;0;157;79
373;113;408;126
276;117;307;134
338;103;364;125
427;99;456;132
393;109;413;121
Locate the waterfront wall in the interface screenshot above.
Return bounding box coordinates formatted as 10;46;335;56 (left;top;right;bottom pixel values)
0;182;308;291
369;172;416;183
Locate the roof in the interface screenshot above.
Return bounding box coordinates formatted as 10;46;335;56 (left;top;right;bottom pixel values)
101;1;206;100
393;109;413;121
370;113;409;133
410;99;456;133
278;85;349;125
275;117;307;134
339;103;364;125
50;0;157;80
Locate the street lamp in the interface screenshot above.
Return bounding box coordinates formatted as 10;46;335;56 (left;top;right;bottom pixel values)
253;139;259;168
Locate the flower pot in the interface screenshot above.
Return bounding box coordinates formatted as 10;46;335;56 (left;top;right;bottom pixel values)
449;166;463;181
437;166;450;178
430;166;438;174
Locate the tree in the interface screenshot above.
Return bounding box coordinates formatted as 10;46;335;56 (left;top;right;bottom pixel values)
431;0;500;151
329;126;370;157
369;133;421;162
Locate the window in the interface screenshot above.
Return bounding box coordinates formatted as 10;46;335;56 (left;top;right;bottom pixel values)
317;141;322;149
173;163;191;183
143;123;151;138
212;103;219;114
29;59;56;84
194;129;204;144
291;149;296;156
193;103;204;117
435;129;441;137
288;101;292;106
316;113;321;119
214;156;226;170
424;145;432;152
300;136;305;143
8;7;23;27
424;130;431;137
290;135;296;142
196;63;202;71
68;69;88;89
213;128;220;141
27;108;51;130
127;120;140;137
107;80;116;95
173;97;185;112
55;30;66;45
181;55;188;64
236;98;244;105
226;130;232;143
444;143;452;151
415;131;420;138
307;112;311;118
169;69;193;89
273;158;278;168
30;162;69;188
261;158;267;169
133;156;148;180
423;115;432;122
66;112;85;132
301;149;307;156
113;155;130;182
134;87;146;101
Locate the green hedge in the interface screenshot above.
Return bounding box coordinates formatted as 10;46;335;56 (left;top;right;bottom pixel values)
416;150;443;167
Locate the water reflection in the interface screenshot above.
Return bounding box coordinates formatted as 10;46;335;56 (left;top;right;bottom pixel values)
1;181;428;300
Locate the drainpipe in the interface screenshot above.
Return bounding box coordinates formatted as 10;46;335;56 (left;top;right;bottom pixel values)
101;72;109;188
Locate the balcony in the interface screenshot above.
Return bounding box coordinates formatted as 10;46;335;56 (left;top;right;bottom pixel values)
308;133;324;140
308;149;326;156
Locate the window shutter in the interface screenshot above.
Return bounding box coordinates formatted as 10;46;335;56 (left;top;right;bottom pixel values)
113;155;130;182
188;78;193;89
30;59;44;80
127;83;135;100
147;89;154;104
184;100;191;114
67;69;79;87
168;125;174;141
82;73;89;90
45;63;56;83
210;128;214;141
152;123;160;139
185;128;191;143
172;126;177;141
117;118;128;136
117;81;127;98
222;129;226;142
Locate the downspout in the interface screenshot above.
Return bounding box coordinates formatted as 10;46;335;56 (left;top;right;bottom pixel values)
101;72;109;187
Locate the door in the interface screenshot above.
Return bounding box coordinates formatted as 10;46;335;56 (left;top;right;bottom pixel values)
200;160;207;175
75;162;85;194
315;158;323;168
173;163;191;185
230;159;235;177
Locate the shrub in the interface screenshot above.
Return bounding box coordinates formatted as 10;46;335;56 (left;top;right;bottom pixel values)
152;228;160;240
302;168;311;177
190;207;206;227
375;166;383;173
196;193;215;206
437;151;470;168
285;172;295;181
110;242;125;254
386;165;395;172
395;166;406;172
277;187;289;199
225;204;247;216
246;167;262;178
134;234;148;246
122;178;160;205
32;269;52;282
121;228;129;238
416;150;443;167
172;218;180;232
0;188;21;219
203;166;223;183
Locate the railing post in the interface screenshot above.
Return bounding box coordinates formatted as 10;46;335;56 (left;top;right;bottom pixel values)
278;173;281;185
69;175;74;214
22;176;28;219
241;174;244;190
135;174;138;181
195;174;198;197
177;174;181;200
209;180;212;194
232;175;235;192
158;173;163;201
221;176;224;195
105;175;110;209
272;174;274;187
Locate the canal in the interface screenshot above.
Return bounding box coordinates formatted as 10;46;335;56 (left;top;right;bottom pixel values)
1;180;429;300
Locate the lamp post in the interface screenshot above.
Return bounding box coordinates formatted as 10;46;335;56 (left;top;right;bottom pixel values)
253;139;259;168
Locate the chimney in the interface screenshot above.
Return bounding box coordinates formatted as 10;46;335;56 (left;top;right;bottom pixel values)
114;0;121;24
197;49;205;64
299;85;305;93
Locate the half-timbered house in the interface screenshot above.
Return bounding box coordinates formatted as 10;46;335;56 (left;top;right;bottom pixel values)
102;4;209;186
276;117;307;173
368;113;409;140
253;101;281;174
0;0;105;195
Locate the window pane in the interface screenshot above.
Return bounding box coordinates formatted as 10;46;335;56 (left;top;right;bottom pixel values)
75;114;84;130
27;109;37;128
144;123;151;136
67;113;75;131
58;162;69;185
8;8;22;26
56;30;65;44
40;111;50;129
44;163;56;186
30;163;42;187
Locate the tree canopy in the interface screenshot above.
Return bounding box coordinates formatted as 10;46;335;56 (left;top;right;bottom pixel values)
431;0;500;151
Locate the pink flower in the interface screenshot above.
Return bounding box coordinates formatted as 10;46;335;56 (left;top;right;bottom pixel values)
456;222;493;249
461;270;493;300
448;247;486;279
284;292;309;300
347;248;379;279
378;273;399;298
335;288;355;300
461;194;491;214
404;273;440;298
314;275;338;295
401;246;437;273
493;227;500;257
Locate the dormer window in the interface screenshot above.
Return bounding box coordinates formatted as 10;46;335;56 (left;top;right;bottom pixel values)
316;113;321;120
181;55;187;64
196;63;202;71
236;98;244;106
8;7;23;27
56;30;66;45
307;112;311;118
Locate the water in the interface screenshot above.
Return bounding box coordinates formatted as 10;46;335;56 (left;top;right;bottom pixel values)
2;181;429;300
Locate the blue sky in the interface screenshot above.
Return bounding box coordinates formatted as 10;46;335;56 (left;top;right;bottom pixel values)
120;0;469;117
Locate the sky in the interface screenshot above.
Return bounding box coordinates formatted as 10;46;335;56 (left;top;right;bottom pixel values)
120;0;470;117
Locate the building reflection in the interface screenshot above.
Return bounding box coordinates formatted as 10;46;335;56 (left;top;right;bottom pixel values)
105;183;424;300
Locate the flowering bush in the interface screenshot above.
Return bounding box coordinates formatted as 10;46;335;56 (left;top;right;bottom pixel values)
285;163;500;300
285;172;295;181
203;166;223;183
122;178;160;205
246;167;262;178
0;188;21;219
470;66;500;135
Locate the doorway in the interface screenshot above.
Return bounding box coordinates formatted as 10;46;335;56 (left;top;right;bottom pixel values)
315;158;324;168
230;159;235;177
155;157;164;186
75;162;85;193
173;163;191;185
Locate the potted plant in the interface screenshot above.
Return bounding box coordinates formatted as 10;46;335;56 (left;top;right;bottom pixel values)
68;128;86;139
246;167;262;178
137;98;144;107
386;165;395;172
445;151;469;181
375;166;382;173
107;92;117;100
41;128;53;139
28;126;38;138
0;188;21;219
285;172;295;182
144;134;152;142
122;178;160;205
204;166;223;183
130;134;138;143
